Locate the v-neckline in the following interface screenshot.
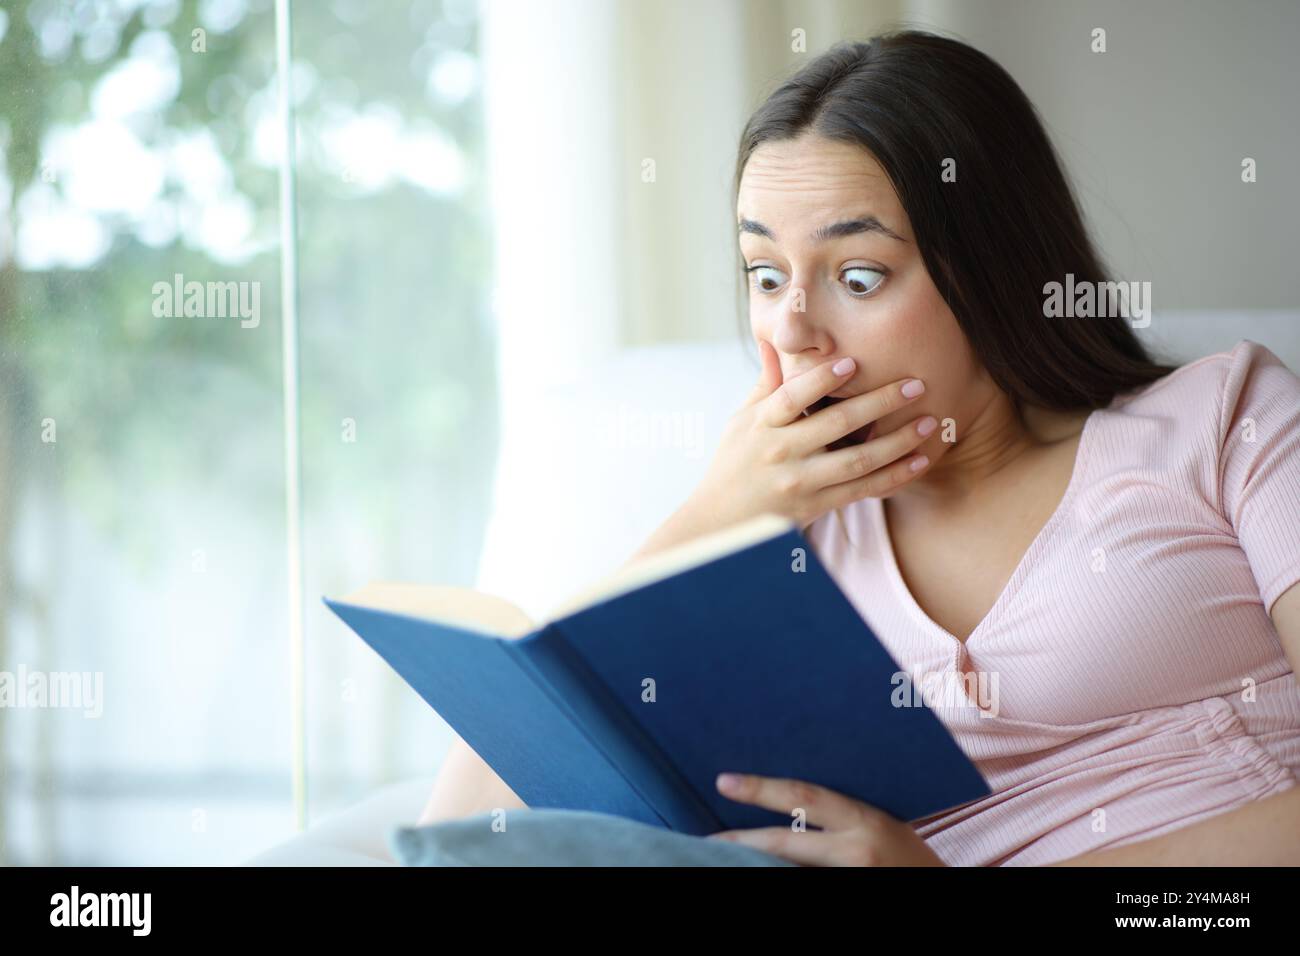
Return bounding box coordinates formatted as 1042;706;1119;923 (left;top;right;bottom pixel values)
868;407;1100;652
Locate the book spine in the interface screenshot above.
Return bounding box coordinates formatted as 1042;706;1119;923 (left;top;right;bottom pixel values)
508;623;723;835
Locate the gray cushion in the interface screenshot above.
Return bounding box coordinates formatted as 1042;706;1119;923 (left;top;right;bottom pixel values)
388;808;797;867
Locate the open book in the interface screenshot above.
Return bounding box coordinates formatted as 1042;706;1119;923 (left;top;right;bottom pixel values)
325;513;990;835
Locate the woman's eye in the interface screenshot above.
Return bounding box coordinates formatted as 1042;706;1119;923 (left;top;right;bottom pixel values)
842;267;885;296
744;264;885;297
745;265;787;293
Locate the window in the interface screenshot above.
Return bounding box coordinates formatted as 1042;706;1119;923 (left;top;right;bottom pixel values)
0;0;494;865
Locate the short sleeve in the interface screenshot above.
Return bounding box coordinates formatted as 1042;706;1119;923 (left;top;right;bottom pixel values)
1218;340;1300;615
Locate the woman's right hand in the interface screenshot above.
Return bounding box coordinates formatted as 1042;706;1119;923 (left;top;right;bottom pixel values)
685;339;936;532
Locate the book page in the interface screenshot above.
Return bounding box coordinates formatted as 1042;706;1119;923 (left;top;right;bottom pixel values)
337;582;536;638
541;512;793;623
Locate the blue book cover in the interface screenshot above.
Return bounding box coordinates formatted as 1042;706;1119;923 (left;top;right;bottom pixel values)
325;514;991;836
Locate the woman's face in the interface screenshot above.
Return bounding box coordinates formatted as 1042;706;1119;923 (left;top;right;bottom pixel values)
737;132;995;464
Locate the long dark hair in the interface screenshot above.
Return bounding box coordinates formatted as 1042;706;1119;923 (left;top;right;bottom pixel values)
734;31;1176;411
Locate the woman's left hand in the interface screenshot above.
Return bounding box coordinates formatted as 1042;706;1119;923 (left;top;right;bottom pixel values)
708;772;947;866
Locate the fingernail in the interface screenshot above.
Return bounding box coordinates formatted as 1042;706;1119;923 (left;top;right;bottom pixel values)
717;772;742;792
916;416;937;436
832;357;855;376
901;379;925;398
910;455;929;472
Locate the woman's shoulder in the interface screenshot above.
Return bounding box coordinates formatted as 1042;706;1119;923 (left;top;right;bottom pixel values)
1110;339;1298;425
1096;339;1298;524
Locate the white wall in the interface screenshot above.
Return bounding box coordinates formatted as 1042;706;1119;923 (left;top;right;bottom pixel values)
891;0;1298;311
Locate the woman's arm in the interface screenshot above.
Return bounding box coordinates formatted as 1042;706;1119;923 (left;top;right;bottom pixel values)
416;736;527;826
622;497;720;567
1050;581;1300;866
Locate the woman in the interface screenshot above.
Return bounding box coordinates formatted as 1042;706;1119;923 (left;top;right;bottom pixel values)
418;31;1300;866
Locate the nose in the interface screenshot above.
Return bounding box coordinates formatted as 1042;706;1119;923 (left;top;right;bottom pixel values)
770;290;834;359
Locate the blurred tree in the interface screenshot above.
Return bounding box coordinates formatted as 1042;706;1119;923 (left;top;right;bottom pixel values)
0;0;496;862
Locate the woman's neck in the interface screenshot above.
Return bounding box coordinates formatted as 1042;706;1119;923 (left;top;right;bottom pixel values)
895;393;1089;505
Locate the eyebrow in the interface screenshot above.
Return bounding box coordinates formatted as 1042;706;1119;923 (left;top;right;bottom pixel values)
737;215;906;243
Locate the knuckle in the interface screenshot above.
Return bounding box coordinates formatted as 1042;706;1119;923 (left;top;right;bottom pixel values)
848;447;875;478
772;829;798;857
882;386;910;418
863;472;894;497
870;461;908;493
856;806;889;832
762;441;791;466
829;403;852;436
773;386;799;419
773;469;802;496
841;472;883;506
790;779;819;807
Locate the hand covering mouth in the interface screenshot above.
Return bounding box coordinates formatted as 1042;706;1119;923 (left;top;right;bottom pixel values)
803;395;876;449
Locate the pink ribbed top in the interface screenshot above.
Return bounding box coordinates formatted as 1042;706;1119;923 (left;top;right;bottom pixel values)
805;339;1300;866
